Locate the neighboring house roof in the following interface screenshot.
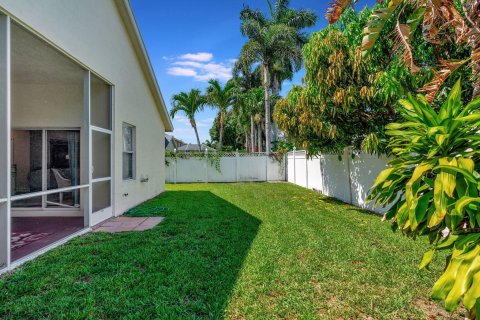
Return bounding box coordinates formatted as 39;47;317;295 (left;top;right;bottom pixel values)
176;144;216;152
114;0;173;132
165;134;186;149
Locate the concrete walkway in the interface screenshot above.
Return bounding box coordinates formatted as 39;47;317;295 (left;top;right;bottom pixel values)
93;216;164;233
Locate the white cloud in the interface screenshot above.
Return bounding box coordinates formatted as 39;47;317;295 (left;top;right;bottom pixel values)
167;53;233;82
172;61;204;68
179;52;213;62
195;63;231;81
167;67;197;77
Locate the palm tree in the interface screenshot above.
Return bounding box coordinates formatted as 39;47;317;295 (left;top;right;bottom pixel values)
170;89;206;152
232;63;263;152
268;0;316;95
245;87;265;152
239;0;317;153
206;79;237;149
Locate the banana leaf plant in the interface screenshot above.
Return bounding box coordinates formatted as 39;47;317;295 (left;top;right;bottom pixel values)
367;80;480;317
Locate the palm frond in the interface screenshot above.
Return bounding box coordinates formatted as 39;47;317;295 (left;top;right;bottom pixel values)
170;89;206;119
422;1;442;44
240;19;264;42
392;21;420;73
285;9;317;29
265;24;297;48
361;0;403;56
273;0;290;22
418;59;466;103
240;7;267;26
238;40;263;67
206;79;237;113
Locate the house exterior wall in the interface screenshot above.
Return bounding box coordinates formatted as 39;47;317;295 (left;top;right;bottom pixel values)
0;0;167;217
12;83;83;128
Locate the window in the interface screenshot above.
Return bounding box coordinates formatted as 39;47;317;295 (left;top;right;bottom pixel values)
122;123;135;180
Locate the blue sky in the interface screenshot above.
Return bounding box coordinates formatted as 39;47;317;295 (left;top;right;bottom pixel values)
130;0;376;143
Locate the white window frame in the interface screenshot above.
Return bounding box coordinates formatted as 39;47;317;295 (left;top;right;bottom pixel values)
122;123;136;181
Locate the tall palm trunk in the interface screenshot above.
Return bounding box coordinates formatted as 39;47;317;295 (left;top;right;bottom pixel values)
250;115;255;153
271;74;280;143
257;122;262;153
263;63;271;154
272;74;280;96
218;111;224;149
253;124;257;152
190;119;202;152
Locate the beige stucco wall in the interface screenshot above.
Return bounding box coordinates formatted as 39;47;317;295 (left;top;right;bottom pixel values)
12;83;83;128
0;0;167;216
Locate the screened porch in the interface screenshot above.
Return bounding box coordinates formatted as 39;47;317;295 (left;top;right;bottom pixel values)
0;15;114;270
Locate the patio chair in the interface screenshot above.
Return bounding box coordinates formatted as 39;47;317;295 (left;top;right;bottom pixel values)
52;168;71;204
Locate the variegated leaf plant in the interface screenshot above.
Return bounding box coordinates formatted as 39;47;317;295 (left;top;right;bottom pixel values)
368;80;480;317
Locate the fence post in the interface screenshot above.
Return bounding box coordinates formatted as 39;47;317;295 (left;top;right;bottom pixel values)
293;147;296;184
205;149;209;183
235;149;239;182
174;148;177;184
305;150;308;189
346;148;353;204
265;153;268;182
319;155;324;193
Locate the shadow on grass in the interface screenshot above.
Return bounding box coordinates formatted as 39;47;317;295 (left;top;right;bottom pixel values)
314;194;382;217
0;191;260;319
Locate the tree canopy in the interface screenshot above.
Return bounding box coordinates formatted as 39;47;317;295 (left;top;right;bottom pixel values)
274;5;472;155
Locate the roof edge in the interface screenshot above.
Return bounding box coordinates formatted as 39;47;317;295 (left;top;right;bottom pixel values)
114;0;173;132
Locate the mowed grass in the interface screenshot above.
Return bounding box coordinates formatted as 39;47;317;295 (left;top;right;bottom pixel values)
0;183;460;319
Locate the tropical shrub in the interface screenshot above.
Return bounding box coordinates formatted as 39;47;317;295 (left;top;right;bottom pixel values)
326;0;480;100
274;8;430;155
209;111;245;151
368;80;480;317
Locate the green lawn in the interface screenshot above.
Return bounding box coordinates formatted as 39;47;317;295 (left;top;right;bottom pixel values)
0;183;462;319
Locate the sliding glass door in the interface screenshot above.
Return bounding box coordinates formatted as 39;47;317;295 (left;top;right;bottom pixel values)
46;130;80;208
11;129;81;210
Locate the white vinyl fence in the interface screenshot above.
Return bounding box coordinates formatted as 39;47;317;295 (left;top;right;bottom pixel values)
287;149;390;214
166;152;286;183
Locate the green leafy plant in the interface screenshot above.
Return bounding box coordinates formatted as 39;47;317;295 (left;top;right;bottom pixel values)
368;80;480;317
326;0;480;100
274;7;430;156
165;150;223;173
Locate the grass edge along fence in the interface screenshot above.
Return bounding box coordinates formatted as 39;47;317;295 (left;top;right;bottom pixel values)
287;148;391;215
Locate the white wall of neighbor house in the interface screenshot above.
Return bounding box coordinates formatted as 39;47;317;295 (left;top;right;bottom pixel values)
0;0;168;216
